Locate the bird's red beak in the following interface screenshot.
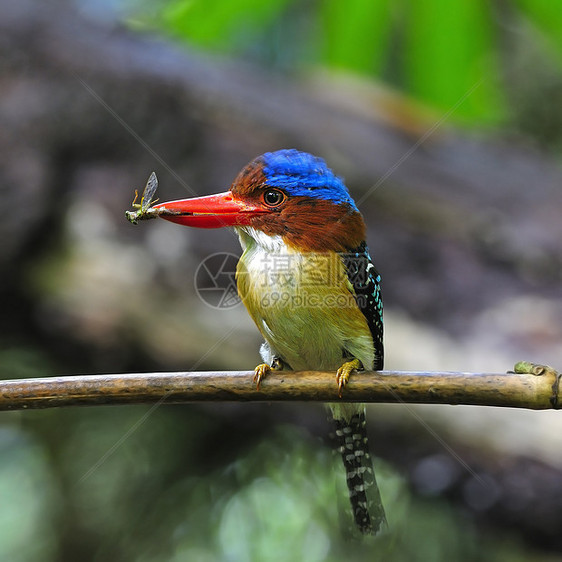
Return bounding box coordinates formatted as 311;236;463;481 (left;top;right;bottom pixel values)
152;191;266;228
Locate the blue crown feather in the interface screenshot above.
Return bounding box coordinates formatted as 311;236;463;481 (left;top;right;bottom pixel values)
261;149;359;211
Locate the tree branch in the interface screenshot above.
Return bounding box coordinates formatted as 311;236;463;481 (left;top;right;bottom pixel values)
0;367;559;411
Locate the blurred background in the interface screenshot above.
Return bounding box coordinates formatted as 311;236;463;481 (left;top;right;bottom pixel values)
2;0;562;560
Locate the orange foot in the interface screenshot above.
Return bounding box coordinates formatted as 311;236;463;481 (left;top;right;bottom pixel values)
336;358;362;398
253;357;285;390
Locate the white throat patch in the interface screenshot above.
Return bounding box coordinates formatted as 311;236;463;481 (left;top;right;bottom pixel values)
236;226;286;253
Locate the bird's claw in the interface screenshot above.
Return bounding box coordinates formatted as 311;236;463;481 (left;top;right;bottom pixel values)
336;358;362;398
253;364;271;390
253;357;285;389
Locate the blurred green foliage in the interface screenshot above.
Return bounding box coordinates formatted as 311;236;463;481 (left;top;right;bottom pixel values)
159;0;288;51
512;0;562;58
130;0;562;125
402;0;502;123
322;0;392;75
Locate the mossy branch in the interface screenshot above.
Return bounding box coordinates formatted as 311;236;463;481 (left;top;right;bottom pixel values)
0;363;559;412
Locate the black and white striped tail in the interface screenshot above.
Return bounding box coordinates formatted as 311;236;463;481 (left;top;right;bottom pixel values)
331;407;387;535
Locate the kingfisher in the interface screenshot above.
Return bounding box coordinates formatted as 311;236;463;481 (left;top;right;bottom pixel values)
150;149;387;535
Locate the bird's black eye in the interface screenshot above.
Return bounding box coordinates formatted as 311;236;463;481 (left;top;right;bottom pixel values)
263;189;285;207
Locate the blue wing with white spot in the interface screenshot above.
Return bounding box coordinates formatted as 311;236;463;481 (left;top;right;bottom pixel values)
341;242;384;370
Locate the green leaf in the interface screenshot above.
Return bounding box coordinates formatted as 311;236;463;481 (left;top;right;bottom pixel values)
321;0;393;75
403;0;504;124
160;0;291;50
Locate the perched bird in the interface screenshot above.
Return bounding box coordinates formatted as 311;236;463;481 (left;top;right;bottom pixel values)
152;149;387;535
